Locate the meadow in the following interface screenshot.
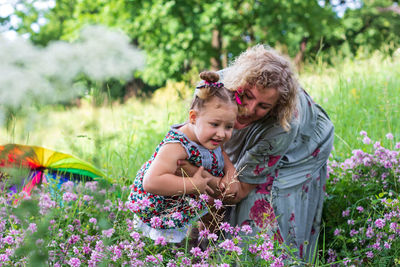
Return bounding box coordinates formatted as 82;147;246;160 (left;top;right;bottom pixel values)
1;50;400;266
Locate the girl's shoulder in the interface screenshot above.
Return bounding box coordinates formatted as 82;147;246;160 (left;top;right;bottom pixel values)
164;124;191;145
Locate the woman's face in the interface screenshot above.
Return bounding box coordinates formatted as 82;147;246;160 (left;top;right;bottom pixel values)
235;85;279;129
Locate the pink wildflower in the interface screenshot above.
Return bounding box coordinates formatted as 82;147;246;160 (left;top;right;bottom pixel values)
374;218;385;229
214;199;223;210
68;258;81;267
363;137;371;145
89;218;97;225
199;194;209;202
102;228;115;238
366;251;374;258
165;220;175;228
359;130;367;136
207;233;218;241
150;217;162;228
241;224;252;234
190;247;202;257
63;192;78;202
27;223;37;233
334;228;342;236
155;236;167;246
386;133;394;140
342;209;350;217
171;212;182;220
130;231;141;242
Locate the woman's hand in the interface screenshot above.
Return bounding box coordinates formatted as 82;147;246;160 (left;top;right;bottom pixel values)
177;160;223;198
176;159;198;177
191;166;214;195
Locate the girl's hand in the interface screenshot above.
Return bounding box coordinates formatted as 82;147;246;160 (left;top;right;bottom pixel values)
192;166;214;195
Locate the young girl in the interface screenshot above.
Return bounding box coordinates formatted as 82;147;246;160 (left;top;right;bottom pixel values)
128;71;239;243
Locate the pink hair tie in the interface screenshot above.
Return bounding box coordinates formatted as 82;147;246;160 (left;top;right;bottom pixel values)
235;89;243;105
196;81;224;89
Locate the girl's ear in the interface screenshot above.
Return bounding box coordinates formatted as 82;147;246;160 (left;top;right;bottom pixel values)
189;109;197;124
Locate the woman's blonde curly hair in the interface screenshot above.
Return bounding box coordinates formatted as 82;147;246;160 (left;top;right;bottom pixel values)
223;45;299;131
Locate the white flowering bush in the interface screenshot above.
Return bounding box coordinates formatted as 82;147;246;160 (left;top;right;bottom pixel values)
0;25;144;125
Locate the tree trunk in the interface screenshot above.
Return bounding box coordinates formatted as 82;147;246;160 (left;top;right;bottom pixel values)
210;28;222;70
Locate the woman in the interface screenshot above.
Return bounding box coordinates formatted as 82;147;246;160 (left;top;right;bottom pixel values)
221;45;334;262
181;45;334;262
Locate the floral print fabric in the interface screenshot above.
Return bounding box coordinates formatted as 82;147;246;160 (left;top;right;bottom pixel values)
224;89;334;261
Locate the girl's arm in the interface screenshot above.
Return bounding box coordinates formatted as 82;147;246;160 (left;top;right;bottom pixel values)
143;143;213;196
218;151;239;199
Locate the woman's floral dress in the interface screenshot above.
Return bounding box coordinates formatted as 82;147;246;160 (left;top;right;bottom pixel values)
129;124;224;242
224;89;334;261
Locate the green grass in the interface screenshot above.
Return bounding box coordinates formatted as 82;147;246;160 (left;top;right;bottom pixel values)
1;50;400;180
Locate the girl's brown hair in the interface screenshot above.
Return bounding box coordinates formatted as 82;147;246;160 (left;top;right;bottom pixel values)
191;71;238;112
223;45;299;131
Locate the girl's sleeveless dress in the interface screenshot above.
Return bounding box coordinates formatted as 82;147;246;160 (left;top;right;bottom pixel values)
129;124;224;242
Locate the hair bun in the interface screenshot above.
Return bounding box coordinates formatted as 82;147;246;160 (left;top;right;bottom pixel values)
199;71;220;83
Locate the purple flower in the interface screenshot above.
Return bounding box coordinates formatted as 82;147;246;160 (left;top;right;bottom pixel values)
0;254;10;263
374;218;385;229
154;236;167;246
356;206;364;213
220;222;233;233
241;224;252;234
366;251;374;258
334;228;342;236
145;254;163;264
386;133;394;140
27;223;37;233
360;130;367;136
83;195;93;202
199;229;210;239
199;194;209;202
271;257;284;267
366;226;374;238
68;235;80;244
190;247;202;257
61;181;75;192
3;236;14;245
165;220;175;228
218;239;242;254
214;199;223;210
350;229;359;237
207;233;218;241
102;228;115;238
171;212;182;220
389;222;398;232
249;244;259;254
150;217;162;228
363;137;371;145
130;231;141;242
63;192;78;202
342;209;350;217
89;218;97;225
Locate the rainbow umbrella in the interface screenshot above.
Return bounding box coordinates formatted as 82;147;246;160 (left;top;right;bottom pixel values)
0;144;105;195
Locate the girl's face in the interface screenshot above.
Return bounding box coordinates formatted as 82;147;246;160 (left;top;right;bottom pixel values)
235;85;279;129
190;97;237;150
